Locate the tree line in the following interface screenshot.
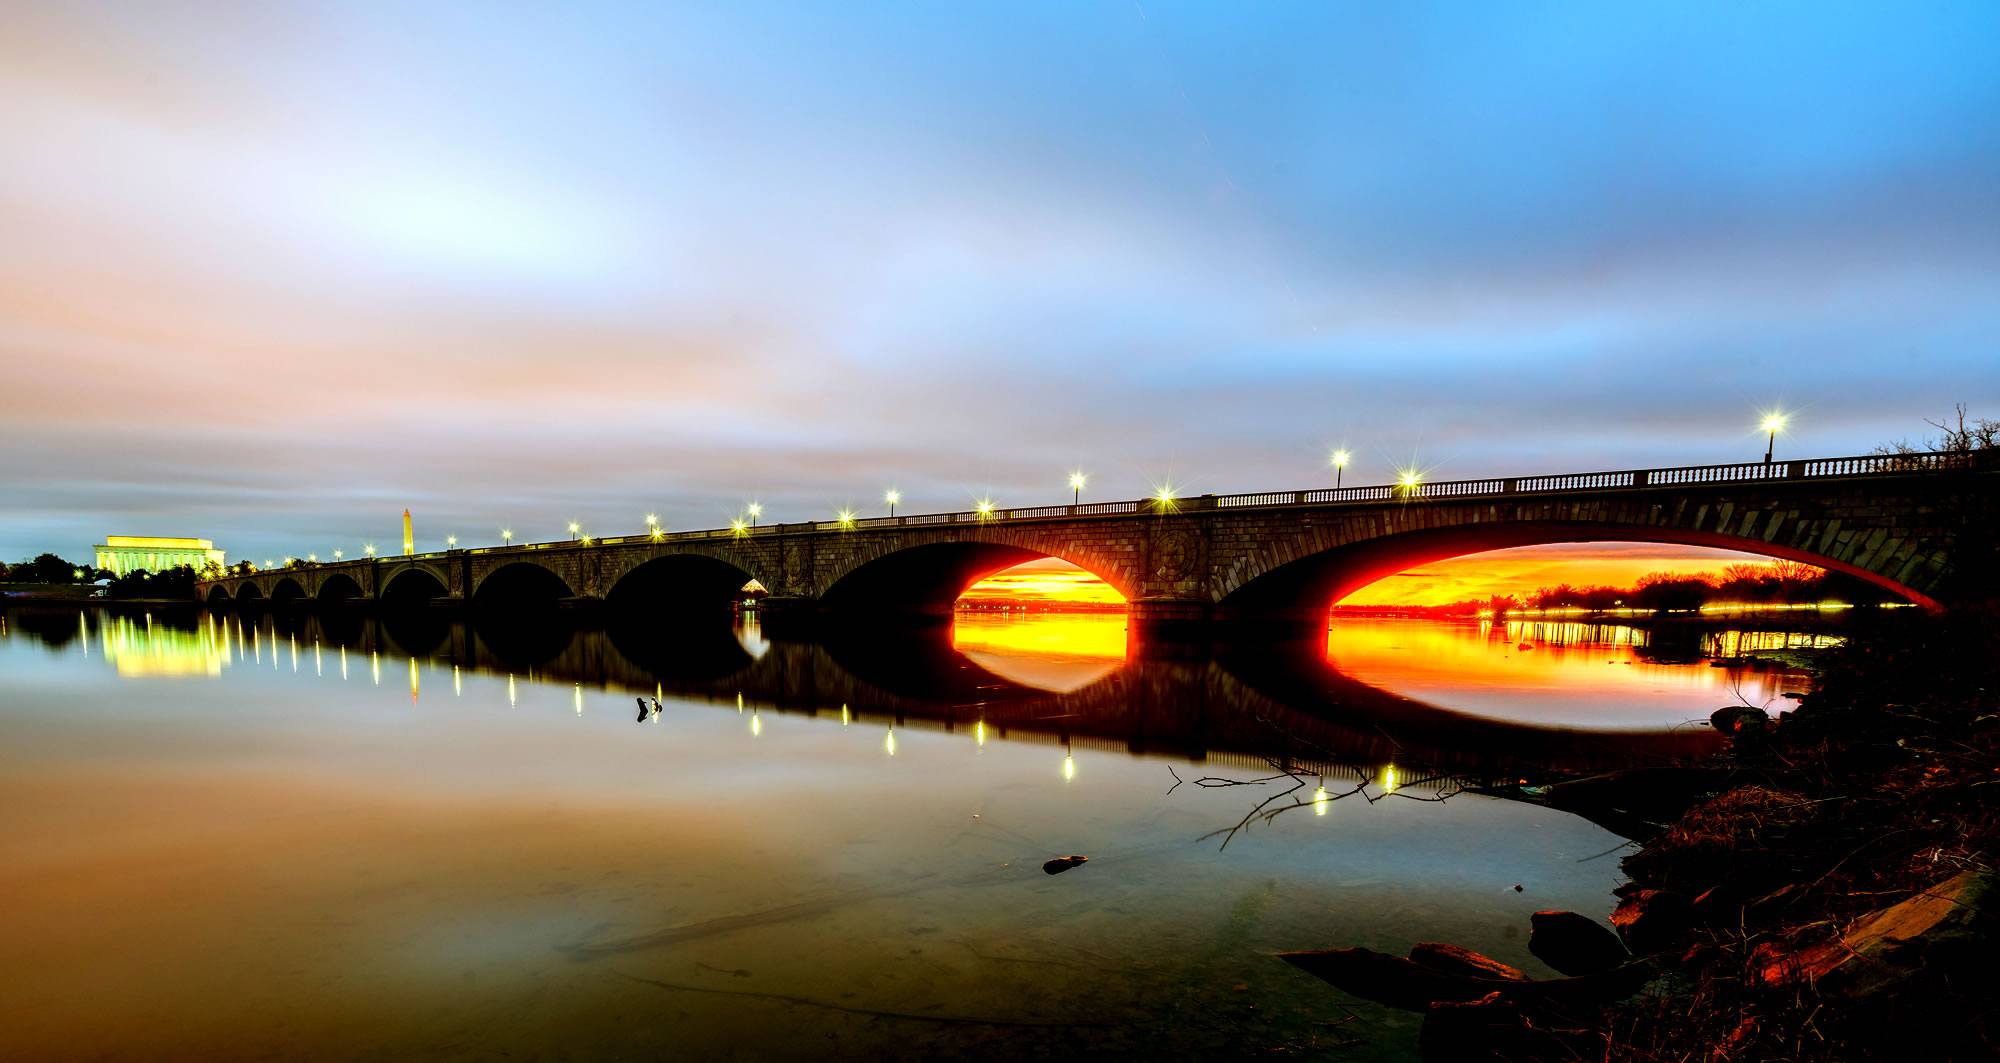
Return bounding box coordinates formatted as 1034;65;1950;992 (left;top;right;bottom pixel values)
2;552;221;599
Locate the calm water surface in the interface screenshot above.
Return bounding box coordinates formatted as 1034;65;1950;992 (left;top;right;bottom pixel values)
0;607;1816;1061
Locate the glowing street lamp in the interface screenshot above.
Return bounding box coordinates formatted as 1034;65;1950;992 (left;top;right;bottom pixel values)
731;519;748;537
836;508;856;528
363;545;375;557
501;529;511;547
976;499;995;521
308;554;317;562
446;536;456;549
1762;413;1787;464
568;522;580;541
1331;450;1349;489
1397;471;1422;496
885;490;899;518
645;514;661;539
748;503;762;529
334;550;342;560
1070;472;1086;505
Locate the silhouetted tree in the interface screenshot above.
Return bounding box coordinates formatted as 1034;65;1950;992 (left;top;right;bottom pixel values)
106;566;200;600
1633;572;1714;614
6;553;93;583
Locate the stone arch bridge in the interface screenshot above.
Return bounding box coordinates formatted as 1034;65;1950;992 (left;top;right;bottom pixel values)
201;451;1995;630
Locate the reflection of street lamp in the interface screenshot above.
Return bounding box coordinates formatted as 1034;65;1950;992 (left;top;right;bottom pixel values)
1070;472;1086;505
748;503;761;529
885;490;899;518
1762;414;1786;464
1331;450;1349;489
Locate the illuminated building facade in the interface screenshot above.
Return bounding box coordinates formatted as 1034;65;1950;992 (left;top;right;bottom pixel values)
94;536;226;576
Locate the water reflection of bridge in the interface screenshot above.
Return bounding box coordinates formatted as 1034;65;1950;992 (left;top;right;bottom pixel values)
197;609;1716;779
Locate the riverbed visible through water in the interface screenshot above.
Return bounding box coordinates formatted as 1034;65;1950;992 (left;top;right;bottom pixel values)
0;607;1823;1061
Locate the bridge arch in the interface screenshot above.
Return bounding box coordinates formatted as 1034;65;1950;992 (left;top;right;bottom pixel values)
205;584;232;604
817;530;1138;614
235;581;265;601
270;577;307;601
317;573;365;602
605;552;757;614
471;561;575;610
1218;518;1938;618
380;565;448;605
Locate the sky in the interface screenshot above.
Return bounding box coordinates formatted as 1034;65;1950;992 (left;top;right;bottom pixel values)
3;1;1997;588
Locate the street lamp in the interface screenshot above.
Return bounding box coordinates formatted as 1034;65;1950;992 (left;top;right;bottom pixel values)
1762;413;1786;464
334;550;342;560
501;529;511;547
568;522;580;541
976;499;995;521
885;490;899;518
1070;472;1086;505
1331;450;1349;489
363;545;375;557
837;508;856;528
446;536;456;549
748;503;761;529
308;554;317;562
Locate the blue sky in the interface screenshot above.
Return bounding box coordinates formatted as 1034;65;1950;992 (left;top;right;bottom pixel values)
2;1;1996;563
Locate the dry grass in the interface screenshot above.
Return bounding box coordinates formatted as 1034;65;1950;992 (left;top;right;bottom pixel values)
1585;608;2000;1062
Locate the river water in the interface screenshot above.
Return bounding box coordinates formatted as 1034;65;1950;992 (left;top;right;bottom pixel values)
0;606;1820;1061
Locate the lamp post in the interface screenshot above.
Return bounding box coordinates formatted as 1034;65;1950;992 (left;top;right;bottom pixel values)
569;522;580;542
646;514;659;539
446;536;456;550
1762;414;1785;464
748;503;761;529
1331;450;1349;489
502;529;511;547
1070;472;1086;505
334;550;342;561
885;490;899;518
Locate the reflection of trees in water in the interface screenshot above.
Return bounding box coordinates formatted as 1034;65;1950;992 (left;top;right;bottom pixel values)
10;608;83;648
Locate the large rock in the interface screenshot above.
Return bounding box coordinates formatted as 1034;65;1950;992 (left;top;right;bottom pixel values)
1528;911;1630;975
1409;942;1527;981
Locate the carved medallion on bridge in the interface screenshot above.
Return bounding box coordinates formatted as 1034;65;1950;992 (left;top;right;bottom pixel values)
782;543;809;593
1153;529;1198;582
